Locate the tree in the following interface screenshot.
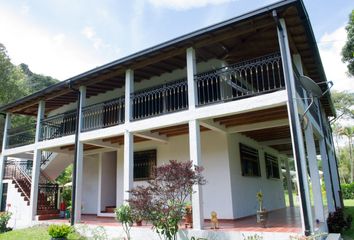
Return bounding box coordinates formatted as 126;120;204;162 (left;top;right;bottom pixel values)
342;9;354;77
128;160;205;240
340;126;354;183
331;91;354;120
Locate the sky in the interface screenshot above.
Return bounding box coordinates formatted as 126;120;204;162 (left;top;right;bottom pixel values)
0;0;353;92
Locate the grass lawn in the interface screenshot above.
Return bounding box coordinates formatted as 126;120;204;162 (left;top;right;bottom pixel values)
343;199;354;240
0;225;85;240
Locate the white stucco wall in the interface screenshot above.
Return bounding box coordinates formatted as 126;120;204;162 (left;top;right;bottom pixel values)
82;130;285;220
228;133;286;218
100;152;117;211
3;180;31;229
118;130;235;219
82;156;99;214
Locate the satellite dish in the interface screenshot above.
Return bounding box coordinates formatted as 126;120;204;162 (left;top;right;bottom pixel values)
299;75;322;98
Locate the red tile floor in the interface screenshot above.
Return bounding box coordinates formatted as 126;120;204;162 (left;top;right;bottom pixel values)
43;207;302;233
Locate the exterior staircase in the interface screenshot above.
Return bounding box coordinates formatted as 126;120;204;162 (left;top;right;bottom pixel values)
4;160;60;220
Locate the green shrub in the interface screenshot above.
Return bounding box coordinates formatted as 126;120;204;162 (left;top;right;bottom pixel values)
0;211;12;233
342;183;354;199
48;224;72;238
115;204;133;240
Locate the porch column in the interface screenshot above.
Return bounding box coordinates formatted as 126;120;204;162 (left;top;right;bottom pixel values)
123;69;134;201
284;157;294;207
29;100;45;220
328;149;341;206
186;47;197;110
73;86;86;223
0;113;11;206
276;16;313;235
319;137;335;212
123;130;133;201
188;119;203;229
97;153;102;215
304;124;325;222
125;69;134;123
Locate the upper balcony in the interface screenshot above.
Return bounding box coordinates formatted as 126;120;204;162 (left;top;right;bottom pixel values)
3;52;285;149
0;1;336;151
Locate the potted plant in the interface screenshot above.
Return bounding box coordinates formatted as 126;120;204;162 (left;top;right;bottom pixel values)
256;191;267;228
131;208;144;226
48;224;72;240
184;203;193;228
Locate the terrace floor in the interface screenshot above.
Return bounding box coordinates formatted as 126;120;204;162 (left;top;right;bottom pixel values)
42;207;302;233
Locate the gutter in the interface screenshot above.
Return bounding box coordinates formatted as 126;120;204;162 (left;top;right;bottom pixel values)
68;82;81;226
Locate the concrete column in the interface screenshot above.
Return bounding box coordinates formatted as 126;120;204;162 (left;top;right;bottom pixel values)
304;124;325;222
186;47;197;110
97;153;102;215
29;100;45;220
319;137;335;213
123;130;133;201
0;113;11;206
188;119;203;229
284;158;294;207
277;17;313;234
125;69;134;123
74;86;86;223
116;150;120;208
328;149;341;206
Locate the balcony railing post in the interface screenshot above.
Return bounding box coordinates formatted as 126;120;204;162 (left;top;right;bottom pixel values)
125;69;134;123
186;47;196;110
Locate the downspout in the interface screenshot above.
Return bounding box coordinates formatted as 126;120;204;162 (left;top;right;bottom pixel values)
273;10;311;236
68;82;81;226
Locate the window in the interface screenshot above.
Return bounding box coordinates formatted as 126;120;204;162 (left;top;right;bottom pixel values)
265;153;280;179
1;183;8;212
240;143;260;177
134;149;157;181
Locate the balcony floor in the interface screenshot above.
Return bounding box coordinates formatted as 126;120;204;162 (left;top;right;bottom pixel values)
42;207;302;233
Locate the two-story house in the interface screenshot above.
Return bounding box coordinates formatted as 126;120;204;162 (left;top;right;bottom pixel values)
0;0;342;239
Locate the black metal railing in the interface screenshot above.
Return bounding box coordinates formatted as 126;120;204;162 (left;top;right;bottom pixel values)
41;151;54;167
4;160;58;211
131;79;188;120
4;160;32;201
38;183;58;211
6;124;36;148
195;53;284;106
82;97;125;132
40;111;77;141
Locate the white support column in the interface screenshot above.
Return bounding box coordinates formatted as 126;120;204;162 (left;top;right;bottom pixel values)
30;100;45;220
284;157;294;207
188;119;203;229
0;113;11;206
123;130;133;201
74;86;86;223
116;150;120;208
304;124;325;222
186;47;197;110
125;69;134;123
277;17;313;234
319;137;335;213
328;149;341;205
97;153;102;215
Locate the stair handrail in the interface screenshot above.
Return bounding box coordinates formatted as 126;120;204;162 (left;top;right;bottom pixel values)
9;161;32;201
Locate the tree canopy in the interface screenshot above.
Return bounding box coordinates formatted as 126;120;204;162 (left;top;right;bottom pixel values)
342;9;354;77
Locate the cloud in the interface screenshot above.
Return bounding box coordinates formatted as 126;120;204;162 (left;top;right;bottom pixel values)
147;0;235;10
318;25;354;92
81;26;109;50
0;7;102;80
